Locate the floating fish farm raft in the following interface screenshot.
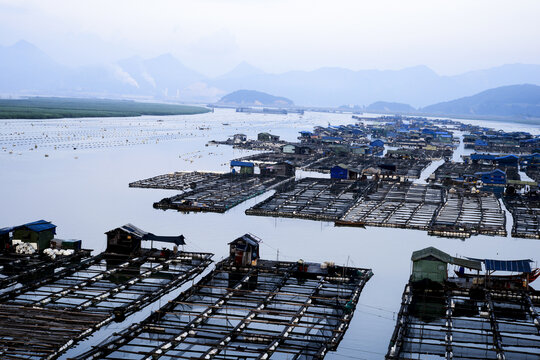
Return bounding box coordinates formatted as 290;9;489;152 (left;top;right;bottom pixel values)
504;195;540;239
337;183;445;231
0;248;92;291
387;284;540;359
0;248;213;359
306;156;431;179
74;235;373;360
153;174;294;213
246;178;373;221
429;192;507;238
430;162;520;183
385;148;453;161
129;171;222;190
387;247;540;359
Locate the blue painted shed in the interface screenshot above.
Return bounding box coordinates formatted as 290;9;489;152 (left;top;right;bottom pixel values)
475;169;506;185
370;139;385;147
475;139;489;147
330;165;348;179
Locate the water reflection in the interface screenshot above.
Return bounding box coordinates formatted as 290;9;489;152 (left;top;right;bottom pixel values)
1;108;539;359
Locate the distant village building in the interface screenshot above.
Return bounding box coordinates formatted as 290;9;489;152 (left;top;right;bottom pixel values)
260;162;295;177
230;160;255;175
257;132;280;142
232;134;247;144
12;220;57;251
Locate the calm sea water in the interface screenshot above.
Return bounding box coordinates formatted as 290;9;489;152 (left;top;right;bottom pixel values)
1;108;540;359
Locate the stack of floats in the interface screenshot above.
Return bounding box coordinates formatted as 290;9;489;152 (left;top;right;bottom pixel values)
152;174;294;213
0;220;92;290
0;224;213;359
246;178;373;221
74;234;373;360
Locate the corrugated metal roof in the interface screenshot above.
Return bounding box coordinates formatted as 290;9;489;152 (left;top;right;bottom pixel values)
16;220;56;233
230;160;254;167
0;226;15;235
484;259;532;273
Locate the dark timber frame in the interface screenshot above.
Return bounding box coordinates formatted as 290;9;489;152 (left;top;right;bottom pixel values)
387;284;540;359
0;250;213;359
74;258;373;360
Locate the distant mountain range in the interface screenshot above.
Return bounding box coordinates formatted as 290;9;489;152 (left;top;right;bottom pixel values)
421;84;540;118
3;40;540;110
217;90;294;107
365;101;416;113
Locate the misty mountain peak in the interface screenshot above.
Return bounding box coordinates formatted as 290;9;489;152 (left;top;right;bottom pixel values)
218;61;266;79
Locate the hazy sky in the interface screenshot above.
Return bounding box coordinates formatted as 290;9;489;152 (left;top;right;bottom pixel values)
1;0;540;77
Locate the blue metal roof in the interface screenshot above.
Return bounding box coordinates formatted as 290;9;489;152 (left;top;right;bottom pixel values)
470;154;497;161
484;259;532;273
0;226;15;235
16;220;57;233
230;160;254;167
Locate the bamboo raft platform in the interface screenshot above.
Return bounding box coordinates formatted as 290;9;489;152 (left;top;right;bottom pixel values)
73;254;373;360
387;282;540;359
336;183;445;231
429;192;507;238
504;195;540;239
246;178;372;221
153;174;294;213
129;171;222;190
0;249;213;359
0;249;92;292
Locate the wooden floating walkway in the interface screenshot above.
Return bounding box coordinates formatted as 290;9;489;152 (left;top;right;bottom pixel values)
246;178;373;221
0;249;213;359
73;257;373;360
154;174;294;213
504;195;540;239
387;283;540;359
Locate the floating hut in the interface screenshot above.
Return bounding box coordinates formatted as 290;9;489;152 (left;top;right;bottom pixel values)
387;248;540;359
73;234;373;360
0;225;213;359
